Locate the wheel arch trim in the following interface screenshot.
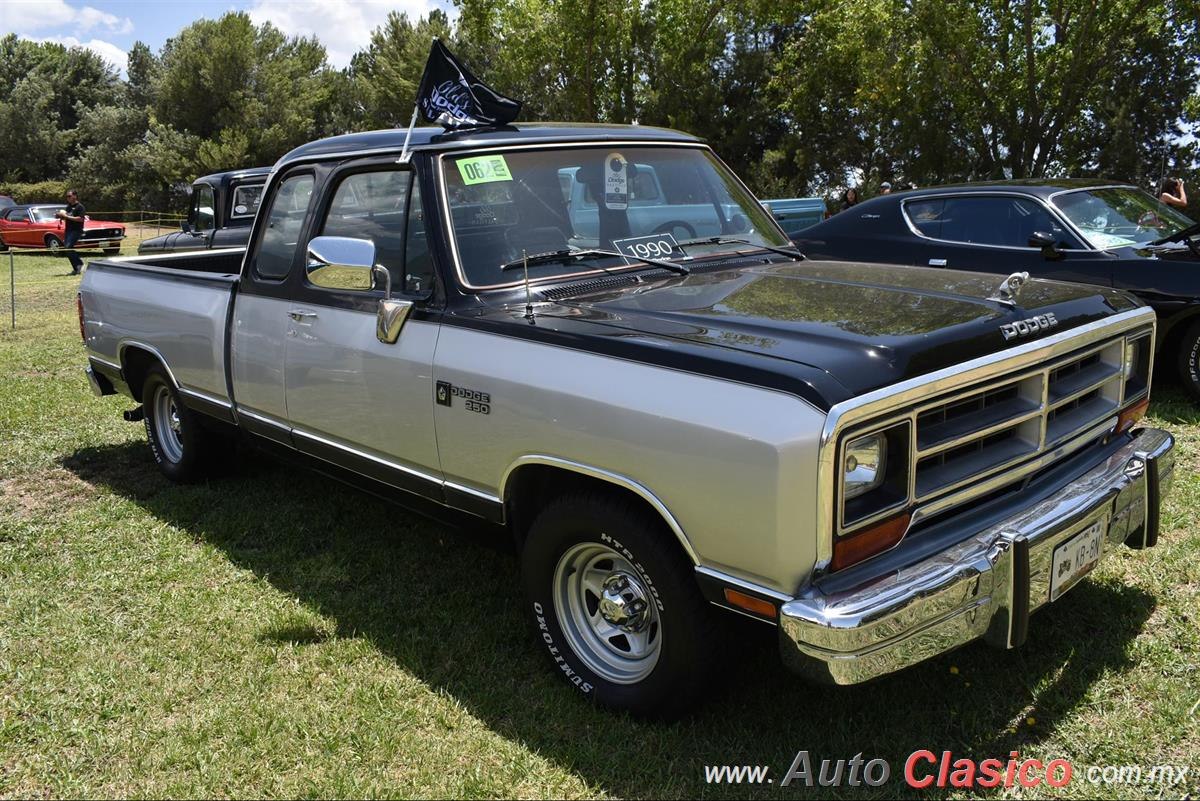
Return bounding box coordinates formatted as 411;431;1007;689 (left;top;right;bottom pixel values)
499;455;700;565
117;340;180;394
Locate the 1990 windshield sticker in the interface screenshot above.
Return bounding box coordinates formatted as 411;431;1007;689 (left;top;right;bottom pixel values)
612;232;680;263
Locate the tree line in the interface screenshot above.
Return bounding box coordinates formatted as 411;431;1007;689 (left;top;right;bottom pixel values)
1;0;1197;213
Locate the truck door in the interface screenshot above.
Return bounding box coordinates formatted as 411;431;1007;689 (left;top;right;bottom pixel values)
283;164;443;500
230;169;317;441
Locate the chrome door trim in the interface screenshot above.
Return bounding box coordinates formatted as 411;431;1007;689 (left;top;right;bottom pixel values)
236;406;291;431
177;386;233;409
899;191;1092;252
291;425;445;487
498;454;699;564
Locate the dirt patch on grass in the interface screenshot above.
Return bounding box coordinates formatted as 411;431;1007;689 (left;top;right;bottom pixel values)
0;466;99;518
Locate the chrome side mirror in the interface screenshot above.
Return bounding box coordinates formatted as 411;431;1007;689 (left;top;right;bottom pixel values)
306;236;412;344
372;264;413;345
306;235;377;290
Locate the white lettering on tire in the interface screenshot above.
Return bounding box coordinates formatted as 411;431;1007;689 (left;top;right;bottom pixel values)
599;531;665;612
533;601;593;694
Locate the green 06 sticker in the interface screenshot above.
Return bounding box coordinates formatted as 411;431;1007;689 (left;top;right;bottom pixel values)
457;155;513;185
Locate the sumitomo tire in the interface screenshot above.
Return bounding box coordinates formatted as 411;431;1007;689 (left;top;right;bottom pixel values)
141;365;220;482
521;490;720;718
1177;320;1200;402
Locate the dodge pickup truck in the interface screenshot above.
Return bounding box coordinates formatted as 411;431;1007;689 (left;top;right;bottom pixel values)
78;124;1175;717
138;167;270;255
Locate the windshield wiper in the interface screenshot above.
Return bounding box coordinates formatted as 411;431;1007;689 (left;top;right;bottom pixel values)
673;236;805;260
499;248;689;275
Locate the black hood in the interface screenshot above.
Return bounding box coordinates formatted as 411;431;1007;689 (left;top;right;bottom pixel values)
527;260;1135;403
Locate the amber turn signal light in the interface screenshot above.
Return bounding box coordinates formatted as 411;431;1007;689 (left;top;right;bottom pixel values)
831;511;911;572
1116;397;1149;434
723;588;777;619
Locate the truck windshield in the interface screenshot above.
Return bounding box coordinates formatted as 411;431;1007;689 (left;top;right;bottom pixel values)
1052;187;1195;249
441;145;787;288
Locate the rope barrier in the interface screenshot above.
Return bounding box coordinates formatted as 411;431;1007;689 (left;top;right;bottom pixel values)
1;209;190;328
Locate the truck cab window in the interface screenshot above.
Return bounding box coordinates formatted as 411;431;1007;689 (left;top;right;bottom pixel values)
318;169;412;291
230;184;263;219
193;185;216;232
254;173;314;279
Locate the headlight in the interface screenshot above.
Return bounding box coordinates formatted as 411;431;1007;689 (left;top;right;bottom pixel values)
1122;340;1138;380
1123;333;1150;400
843;432;886;500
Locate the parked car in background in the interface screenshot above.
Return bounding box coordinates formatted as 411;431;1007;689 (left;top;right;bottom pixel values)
77;125;1174;715
0;195;14;210
794;181;1200;399
761;196;827;238
138;167;270;255
0;204;124;254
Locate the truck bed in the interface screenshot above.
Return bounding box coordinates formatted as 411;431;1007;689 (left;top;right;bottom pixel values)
80;250;242;404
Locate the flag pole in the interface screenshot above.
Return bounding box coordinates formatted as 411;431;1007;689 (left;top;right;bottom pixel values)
398;105;419;164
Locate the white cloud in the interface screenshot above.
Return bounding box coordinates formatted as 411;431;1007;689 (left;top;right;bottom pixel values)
247;0;443;68
24;35;129;77
0;0;133;36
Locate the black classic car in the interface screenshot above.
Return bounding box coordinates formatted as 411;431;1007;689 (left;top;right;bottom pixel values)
793;181;1200;398
138;166;270;254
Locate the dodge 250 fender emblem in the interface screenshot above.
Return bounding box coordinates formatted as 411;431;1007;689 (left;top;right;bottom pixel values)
1000;312;1058;341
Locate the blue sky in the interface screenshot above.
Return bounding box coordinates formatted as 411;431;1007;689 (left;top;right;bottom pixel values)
1;0;456;76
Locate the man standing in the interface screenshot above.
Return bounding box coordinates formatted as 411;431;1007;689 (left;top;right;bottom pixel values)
55;189;86;275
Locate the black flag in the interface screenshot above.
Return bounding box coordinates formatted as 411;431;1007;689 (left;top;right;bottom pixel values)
416;40;522;129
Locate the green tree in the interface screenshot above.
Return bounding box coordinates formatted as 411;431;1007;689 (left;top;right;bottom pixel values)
350;10;454;128
155;12;336;169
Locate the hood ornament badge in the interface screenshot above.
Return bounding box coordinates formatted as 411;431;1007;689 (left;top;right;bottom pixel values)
989;271;1029;305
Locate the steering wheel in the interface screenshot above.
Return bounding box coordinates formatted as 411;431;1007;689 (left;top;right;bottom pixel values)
1137;211;1161;229
653;220;697;239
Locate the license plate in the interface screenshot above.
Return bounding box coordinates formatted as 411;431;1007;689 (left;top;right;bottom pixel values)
1050;519;1106;601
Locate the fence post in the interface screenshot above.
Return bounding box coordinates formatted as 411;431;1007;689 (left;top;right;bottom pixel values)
9;249;14;330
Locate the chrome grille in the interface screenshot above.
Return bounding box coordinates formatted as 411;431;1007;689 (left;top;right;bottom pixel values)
913;337;1126;502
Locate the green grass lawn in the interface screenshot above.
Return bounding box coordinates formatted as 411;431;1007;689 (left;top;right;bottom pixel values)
1;247;1198;799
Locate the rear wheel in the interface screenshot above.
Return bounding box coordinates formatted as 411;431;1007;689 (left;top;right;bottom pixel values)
1176;320;1200;401
520;491;720;718
141;365;223;482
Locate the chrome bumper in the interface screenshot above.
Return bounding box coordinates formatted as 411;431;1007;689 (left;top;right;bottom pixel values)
779;427;1175;685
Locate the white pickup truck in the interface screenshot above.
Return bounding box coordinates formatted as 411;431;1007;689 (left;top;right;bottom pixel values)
79;123;1175;716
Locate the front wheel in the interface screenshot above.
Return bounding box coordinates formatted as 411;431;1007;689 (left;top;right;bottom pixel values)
103;247;120;256
1177;320;1200;401
142;365;223;482
45;235;62;251
520;491;720;717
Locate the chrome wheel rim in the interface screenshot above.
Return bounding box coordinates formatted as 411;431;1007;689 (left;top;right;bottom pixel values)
552;542;662;684
152;384;184;463
47;238;60;251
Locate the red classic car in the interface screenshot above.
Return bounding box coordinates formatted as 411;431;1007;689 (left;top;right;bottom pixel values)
0;204;125;254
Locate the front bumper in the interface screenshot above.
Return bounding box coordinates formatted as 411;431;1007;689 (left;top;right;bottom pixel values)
779;427;1175;685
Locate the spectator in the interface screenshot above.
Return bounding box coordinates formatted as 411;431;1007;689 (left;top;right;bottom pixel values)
880;181;892;194
55;189;86;275
840;187;860;212
1159;178;1187;210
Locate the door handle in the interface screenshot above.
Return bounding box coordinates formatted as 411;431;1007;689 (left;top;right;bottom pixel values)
287;310;317;321
928;258;948;267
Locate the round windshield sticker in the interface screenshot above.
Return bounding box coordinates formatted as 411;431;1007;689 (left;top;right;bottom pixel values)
604;152;628;210
234;204;248;215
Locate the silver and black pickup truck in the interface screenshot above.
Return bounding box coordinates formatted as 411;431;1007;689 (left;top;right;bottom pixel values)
79;124;1175;717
